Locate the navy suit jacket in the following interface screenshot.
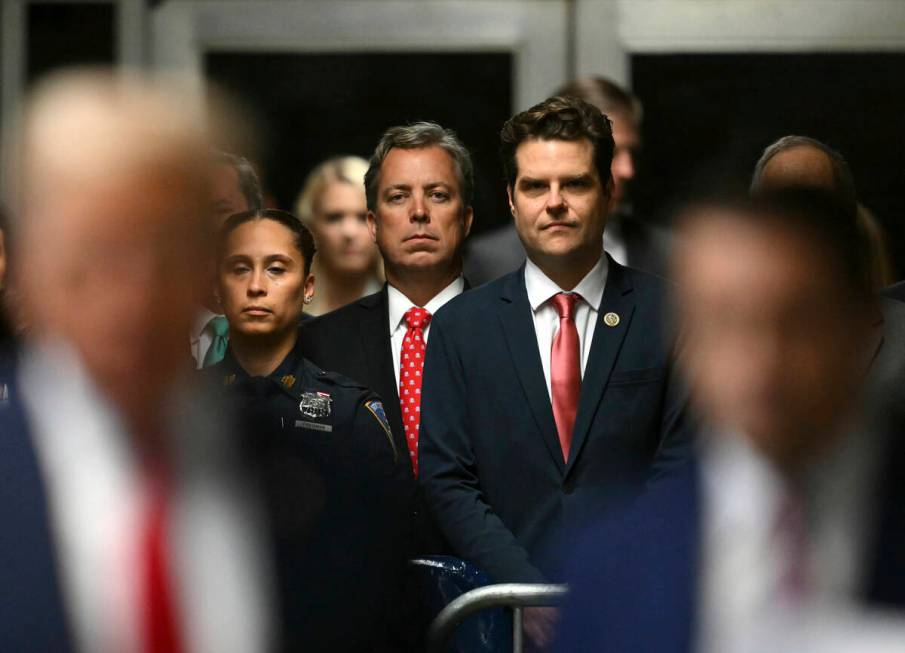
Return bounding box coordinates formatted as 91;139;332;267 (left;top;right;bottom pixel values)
556;428;905;653
419;258;693;583
0;354;74;651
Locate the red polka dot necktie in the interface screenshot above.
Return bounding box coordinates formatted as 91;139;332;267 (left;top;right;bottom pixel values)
399;306;432;476
551;292;581;463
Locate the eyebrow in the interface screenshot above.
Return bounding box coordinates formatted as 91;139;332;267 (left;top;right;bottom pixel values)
223;253;294;265
518;173;593;185
384;181;453;192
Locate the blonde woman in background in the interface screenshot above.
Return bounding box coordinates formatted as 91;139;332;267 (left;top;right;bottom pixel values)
295;156;383;316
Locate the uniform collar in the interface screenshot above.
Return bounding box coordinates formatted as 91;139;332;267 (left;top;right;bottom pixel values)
220;331;306;395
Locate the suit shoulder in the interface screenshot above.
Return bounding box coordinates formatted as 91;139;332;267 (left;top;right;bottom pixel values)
434;272;517;322
301;291;382;333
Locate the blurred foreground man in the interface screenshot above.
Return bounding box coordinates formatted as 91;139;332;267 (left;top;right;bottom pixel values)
0;71;272;651
556;191;905;653
420;96;692;648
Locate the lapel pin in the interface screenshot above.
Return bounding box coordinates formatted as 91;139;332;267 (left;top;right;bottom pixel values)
603;312;620;327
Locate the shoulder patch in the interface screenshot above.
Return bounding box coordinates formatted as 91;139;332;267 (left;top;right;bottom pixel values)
365;399;397;460
223;373;236;386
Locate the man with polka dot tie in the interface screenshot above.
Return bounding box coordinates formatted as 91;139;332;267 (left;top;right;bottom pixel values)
300;121;474;485
298;121;474;650
419;95;695;650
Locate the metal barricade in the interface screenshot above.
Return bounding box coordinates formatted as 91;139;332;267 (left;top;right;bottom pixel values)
426;583;568;653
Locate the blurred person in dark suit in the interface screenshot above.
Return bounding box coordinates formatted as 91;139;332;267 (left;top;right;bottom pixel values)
465;76;672;284
420;95;693;649
295;156;383;317
0;69;273;652
206;208;412;652
555;190;905;653
191;150;263;369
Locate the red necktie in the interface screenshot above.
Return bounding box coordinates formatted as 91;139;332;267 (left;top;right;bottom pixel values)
399;306;432;476
141;472;184;653
551;293;581;463
774;489;809;604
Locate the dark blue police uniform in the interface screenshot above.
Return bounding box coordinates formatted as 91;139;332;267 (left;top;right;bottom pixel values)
206;337;414;653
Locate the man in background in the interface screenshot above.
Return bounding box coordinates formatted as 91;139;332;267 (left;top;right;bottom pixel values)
0;70;272;651
465;76;671;284
192;149;263;368
300;121;474;483
751;135;905;417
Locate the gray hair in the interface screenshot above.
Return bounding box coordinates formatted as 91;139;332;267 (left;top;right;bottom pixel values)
750;135;856;210
364;121;474;212
213;149;264;211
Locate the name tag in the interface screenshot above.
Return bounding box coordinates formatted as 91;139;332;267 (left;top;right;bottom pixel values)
295;419;332;433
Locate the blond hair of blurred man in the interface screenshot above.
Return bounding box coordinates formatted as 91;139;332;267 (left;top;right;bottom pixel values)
0;69;272;652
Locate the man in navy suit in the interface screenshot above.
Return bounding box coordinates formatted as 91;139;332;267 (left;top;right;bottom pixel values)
419;95;693;647
556;191;905;653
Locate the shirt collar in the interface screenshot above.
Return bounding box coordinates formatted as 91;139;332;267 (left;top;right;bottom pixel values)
524;253;608;313
191;307;222;342
387;276;465;335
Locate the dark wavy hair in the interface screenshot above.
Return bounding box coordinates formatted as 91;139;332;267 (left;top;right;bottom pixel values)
500;95;615;188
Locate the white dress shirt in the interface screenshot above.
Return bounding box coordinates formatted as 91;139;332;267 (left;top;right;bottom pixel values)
388;277;465;390
698;426;882;653
524;254;608;401
190;307;221;369
19;340;273;653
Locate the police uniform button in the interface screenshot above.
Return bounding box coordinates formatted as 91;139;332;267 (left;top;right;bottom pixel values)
603;312;620;327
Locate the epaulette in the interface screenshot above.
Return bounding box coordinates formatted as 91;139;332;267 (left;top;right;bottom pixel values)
302;360;369;391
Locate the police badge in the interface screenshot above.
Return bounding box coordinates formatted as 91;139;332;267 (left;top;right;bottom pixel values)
299;391;332;419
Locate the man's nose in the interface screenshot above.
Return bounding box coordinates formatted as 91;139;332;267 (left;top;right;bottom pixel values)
411;194;430;222
545;185;566;216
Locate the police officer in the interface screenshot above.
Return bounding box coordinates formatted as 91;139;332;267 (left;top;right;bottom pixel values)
207;208;413;653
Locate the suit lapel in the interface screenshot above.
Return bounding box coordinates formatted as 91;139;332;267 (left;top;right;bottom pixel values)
566;258;635;475
358;287;404;433
497;268;565;474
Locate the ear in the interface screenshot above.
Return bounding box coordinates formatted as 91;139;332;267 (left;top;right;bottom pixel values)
506;185;517;219
462;206;474;238
366;211;378;243
303;272;316;302
603;175;616;214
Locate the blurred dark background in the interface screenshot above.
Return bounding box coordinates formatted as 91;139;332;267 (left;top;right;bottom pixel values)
633;53;905;272
6;1;905;277
205;52;513;236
